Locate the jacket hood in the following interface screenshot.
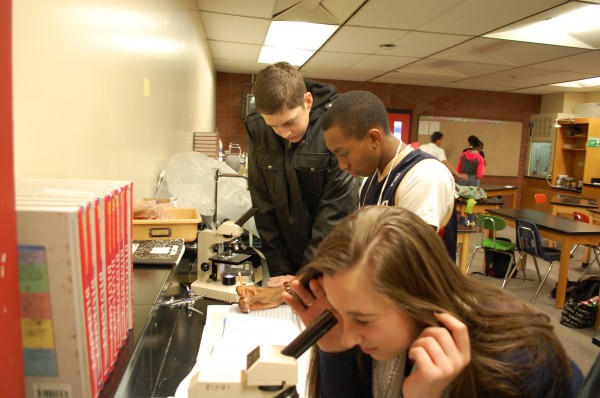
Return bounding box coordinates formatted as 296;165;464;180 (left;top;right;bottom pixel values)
462;150;481;161
305;79;338;125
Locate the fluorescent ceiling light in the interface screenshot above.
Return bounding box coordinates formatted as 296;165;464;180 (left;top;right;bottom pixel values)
259;47;316;66
552;76;600;89
484;4;600;49
258;21;338;66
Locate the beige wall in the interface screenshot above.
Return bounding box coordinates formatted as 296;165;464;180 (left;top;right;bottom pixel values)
541;92;600;115
585;92;600;103
13;0;215;199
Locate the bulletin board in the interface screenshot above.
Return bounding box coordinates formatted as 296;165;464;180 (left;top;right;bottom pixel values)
417;116;523;177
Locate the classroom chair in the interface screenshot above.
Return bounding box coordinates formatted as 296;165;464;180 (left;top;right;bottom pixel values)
572;212;600;277
570;211;590;256
505;219;561;302
466;214;517;279
534;193;549;213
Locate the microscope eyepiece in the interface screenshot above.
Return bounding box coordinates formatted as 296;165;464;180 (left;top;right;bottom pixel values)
281;310;337;359
235;207;258;226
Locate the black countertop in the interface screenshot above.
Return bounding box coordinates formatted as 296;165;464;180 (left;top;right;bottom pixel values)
101;253;226;398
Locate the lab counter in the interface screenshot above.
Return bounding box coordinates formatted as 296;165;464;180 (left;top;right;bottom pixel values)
101;253;226;397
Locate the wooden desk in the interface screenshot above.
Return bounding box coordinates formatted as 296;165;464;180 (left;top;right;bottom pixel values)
550;197;599;264
456;197;503;215
481;184;518;208
550;194;598;217
457;224;478;273
486;208;600;309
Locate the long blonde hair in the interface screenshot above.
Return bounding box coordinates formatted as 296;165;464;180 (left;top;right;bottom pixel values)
300;205;571;397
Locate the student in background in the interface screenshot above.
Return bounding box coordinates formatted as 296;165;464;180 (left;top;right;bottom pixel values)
457;136;485;187
238;62;359;312
419;131;464;181
462;134;479;152
475;139;487;166
285;206;584;398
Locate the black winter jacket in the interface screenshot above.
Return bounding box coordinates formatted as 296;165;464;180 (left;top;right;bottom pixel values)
244;79;359;276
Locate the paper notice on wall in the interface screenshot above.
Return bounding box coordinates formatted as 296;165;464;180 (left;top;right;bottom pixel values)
418;120;441;135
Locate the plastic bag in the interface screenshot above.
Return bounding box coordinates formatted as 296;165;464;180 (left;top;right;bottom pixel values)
165;152;257;236
455;184;487;201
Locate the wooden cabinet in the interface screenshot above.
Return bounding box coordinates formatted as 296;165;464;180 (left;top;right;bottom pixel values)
552;118;600;185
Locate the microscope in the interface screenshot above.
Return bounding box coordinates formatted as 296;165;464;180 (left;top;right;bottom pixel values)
190;206;261;302
190;167;263;302
188;310;337;397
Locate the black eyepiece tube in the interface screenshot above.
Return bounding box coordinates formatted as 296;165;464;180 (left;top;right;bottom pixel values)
280;310;337;359
235;207;257;226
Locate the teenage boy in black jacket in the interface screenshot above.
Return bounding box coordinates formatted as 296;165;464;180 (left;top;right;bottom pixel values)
239;62;359;311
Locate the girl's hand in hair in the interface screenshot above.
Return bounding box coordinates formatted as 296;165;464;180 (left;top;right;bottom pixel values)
282;278;346;353
402;312;471;398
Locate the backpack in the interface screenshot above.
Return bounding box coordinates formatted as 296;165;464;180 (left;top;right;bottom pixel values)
552;275;600;300
484;238;516;278
573;275;600;300
558;275;600;329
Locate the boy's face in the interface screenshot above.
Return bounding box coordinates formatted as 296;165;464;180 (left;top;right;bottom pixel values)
324;124;381;178
260;92;313;143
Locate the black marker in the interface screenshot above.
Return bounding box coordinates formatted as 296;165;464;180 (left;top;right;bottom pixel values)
281;310;337;359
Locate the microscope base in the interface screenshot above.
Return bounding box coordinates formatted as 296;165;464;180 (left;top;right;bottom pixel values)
190;280;241;303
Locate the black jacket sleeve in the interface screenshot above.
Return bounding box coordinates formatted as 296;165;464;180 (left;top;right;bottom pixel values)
246;126;294;276
302;160;358;265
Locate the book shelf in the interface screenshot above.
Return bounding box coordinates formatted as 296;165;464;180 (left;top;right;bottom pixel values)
553;118;600;185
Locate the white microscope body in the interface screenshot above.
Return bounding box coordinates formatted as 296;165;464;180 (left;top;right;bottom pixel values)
187;310;337;397
190;208;261;302
187;344;297;398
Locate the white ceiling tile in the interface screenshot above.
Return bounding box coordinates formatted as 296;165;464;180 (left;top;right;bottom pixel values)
418;0;567;35
531;51;600;74
196;0;600;93
347;0;464;31
429;38;589;67
302;52;368;69
208;41;261;62
322;26;409;53
212;59;265;74
302;69;386;82
438;82;515;92
324;27;472;58
379;69;461;82
395;59;512;78
196;0;276;19
383;31;471;58
351;55;419;71
371;76;453;87
462;68;595;86
200;13;270;45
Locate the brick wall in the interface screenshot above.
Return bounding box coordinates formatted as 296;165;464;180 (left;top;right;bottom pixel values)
216;72;542;206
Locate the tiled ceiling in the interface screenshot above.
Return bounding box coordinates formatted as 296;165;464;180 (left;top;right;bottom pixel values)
196;0;600;94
